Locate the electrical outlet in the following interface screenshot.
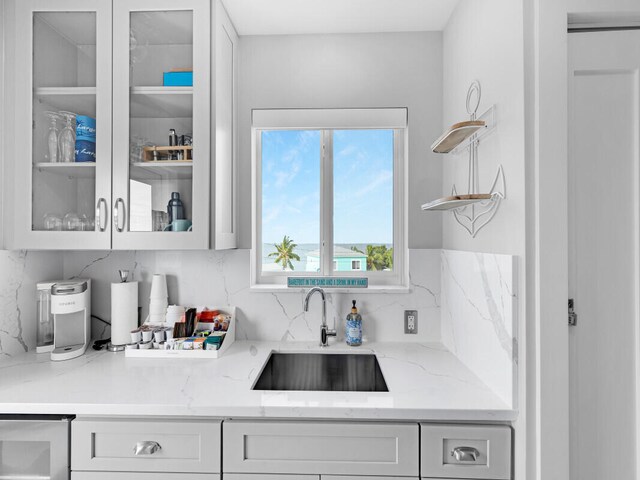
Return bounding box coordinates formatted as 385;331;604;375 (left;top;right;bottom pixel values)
404;310;418;334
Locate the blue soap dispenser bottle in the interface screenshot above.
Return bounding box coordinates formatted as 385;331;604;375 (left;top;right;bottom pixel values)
345;300;362;346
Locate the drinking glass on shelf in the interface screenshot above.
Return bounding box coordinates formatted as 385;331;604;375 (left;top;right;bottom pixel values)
58;111;77;163
152;210;169;232
83;216;95;232
43;213;62;231
43;111;60;163
63;212;82;231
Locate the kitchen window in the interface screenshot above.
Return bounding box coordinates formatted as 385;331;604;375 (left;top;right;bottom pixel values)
252;109;407;287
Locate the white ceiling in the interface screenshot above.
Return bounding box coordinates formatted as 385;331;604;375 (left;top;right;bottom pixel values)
221;0;461;36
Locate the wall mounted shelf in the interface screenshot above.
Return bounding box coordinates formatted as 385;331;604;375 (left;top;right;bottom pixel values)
431;120;486;154
423;81;505;238
421;193;493;211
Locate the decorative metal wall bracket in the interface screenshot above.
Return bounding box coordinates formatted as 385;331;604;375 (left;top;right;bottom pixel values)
451;164;505;238
423;80;506;238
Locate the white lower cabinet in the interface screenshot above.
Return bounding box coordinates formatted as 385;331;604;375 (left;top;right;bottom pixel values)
420;424;512;480
322;477;417;480
71;417;222;475
224;476;319;480
224;476;414;480
72;474;219;480
223;421;419;477
69;418;511;480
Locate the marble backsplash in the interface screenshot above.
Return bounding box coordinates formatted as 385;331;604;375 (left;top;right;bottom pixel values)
61;249;442;344
440;249;517;407
0;251;62;357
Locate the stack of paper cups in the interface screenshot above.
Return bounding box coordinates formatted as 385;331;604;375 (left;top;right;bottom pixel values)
165;305;185;327
149;274;168;324
111;281;139;346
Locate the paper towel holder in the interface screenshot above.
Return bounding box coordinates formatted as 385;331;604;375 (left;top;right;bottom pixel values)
108;269;138;352
119;269;129;282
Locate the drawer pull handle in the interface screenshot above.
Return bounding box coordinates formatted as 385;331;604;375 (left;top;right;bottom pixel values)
134;441;162;456
451;446;480;462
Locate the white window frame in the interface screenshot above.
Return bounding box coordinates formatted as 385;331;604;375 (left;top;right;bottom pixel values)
352;260;361;271
251;108;408;288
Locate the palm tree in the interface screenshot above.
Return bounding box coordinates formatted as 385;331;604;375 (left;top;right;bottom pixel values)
350;245;393;271
365;245;393;271
269;235;301;271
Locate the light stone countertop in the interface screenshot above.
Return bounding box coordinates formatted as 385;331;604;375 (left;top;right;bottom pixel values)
0;341;515;421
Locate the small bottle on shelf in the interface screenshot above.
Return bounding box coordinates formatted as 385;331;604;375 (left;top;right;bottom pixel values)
167;192;185;226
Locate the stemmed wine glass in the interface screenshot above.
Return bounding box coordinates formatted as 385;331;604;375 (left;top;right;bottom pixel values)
58;111;77;163
43;111;61;163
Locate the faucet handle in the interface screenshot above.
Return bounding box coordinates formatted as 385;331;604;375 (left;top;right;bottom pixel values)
320;326;337;347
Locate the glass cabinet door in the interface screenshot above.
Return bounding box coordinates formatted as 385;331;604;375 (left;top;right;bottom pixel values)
112;0;210;250
14;0;112;249
0;417;70;480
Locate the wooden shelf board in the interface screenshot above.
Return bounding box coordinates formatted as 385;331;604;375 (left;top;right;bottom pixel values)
421;194;493;211
431;120;486;154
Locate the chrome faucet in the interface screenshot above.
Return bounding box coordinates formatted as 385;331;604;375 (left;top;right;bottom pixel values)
303;287;336;347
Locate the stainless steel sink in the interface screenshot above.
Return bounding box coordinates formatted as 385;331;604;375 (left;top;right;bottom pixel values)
252;352;388;392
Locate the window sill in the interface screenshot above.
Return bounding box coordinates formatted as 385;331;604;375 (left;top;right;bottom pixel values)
249;284;411;294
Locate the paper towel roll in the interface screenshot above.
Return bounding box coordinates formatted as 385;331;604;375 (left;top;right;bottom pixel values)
111;281;138;346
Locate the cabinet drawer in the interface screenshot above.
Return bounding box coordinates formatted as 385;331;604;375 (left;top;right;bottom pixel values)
223;420;419;477
72;417;221;473
72;474;219;480
224;476;318;480
420;424;511;480
323;477;417;480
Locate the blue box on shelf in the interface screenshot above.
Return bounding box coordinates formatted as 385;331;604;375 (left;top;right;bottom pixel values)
163;71;193;87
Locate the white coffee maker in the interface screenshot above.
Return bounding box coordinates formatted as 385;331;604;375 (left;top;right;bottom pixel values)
50;279;91;361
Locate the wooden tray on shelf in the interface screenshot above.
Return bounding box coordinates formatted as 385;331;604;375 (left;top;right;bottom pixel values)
142;145;192;162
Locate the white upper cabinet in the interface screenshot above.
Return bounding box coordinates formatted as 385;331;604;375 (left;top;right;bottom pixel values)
112;0;210;250
4;0;237;251
214;0;238;250
11;0;112;250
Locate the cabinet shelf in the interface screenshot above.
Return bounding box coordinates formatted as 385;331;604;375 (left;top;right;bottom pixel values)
34;87;96;116
33;162;96;179
421;194;493;211
130;86;193;118
130;160;193;180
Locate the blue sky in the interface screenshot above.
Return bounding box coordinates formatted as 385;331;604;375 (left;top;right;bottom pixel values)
261;129;393;245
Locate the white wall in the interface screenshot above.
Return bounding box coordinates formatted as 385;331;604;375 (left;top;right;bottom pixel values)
237;32;444;249
527;0;640;478
442;1;527;478
526;0;574;478
442;1;526;255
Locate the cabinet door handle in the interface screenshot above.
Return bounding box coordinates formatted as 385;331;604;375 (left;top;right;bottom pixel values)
451;446;480;462
133;440;161;456
114;198;126;232
96;198;108;232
